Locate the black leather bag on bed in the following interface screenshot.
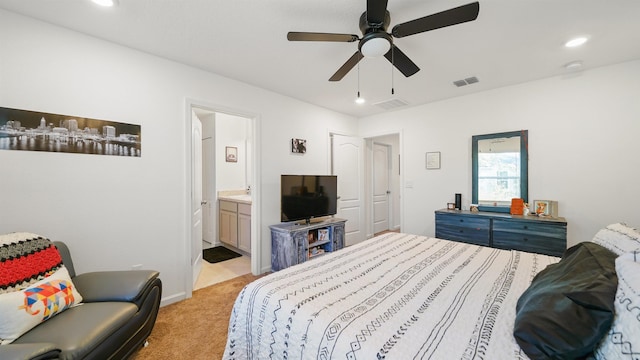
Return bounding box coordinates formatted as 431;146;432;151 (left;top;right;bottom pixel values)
513;242;618;360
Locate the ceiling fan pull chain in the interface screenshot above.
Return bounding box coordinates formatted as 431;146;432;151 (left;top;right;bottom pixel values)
391;45;395;95
357;53;362;100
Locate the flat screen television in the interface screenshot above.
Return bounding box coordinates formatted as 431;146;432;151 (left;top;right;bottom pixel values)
281;175;337;223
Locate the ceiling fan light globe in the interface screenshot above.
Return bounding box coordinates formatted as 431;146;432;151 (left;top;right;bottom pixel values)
361;37;390;58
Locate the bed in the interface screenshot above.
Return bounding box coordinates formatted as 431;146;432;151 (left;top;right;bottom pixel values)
223;225;640;360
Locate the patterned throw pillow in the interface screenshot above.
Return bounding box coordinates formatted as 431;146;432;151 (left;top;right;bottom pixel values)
594;251;640;359
591;223;640;256
0;232;83;345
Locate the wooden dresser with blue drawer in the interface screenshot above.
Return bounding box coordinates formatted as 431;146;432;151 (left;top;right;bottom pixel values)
435;209;567;257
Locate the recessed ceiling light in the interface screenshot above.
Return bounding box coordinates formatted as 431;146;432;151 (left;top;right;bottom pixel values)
565;37;588;48
92;0;117;7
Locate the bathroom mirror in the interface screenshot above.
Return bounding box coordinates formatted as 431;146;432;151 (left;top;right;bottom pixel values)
472;130;528;213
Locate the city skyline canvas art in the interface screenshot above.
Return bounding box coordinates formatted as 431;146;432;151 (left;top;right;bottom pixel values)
0;106;141;157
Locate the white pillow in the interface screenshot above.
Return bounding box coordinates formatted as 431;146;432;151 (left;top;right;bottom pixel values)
0;232;83;344
0;266;83;344
594;251;640;359
591;223;640;256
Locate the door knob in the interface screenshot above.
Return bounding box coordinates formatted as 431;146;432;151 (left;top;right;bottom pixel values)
201;200;208;205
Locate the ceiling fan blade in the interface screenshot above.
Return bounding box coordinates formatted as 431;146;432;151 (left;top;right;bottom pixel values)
384;45;420;77
329;51;363;81
391;2;479;38
287;32;359;42
366;0;389;25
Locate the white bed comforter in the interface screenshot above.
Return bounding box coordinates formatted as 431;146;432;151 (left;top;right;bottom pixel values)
223;233;559;360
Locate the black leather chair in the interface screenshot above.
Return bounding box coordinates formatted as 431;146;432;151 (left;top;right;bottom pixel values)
0;241;162;360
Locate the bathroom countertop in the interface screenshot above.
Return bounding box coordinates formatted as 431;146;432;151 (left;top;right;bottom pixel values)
218;194;252;204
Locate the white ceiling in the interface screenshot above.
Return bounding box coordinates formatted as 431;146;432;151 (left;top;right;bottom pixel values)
1;0;639;117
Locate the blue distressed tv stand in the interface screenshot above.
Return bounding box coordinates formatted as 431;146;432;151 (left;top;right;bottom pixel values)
270;218;346;271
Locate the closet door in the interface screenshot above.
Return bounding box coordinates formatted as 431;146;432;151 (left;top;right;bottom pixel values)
331;134;364;246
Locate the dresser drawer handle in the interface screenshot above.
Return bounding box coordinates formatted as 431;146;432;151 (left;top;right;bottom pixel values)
523;225;528;230
523;238;528;242
459;219;464;223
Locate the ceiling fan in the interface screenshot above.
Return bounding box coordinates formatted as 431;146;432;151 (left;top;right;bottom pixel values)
287;0;480;81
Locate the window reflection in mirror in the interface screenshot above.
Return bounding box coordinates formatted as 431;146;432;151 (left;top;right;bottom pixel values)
472;130;528;213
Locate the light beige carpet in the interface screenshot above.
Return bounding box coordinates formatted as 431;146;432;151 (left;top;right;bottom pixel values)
131;273;262;360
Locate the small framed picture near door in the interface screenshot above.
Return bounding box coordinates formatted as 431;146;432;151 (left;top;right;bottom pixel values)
426;151;441;169
225;146;237;162
291;138;307;154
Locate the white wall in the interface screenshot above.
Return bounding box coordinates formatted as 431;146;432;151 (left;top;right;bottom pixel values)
359;60;640;247
215;113;249;192
0;9;357;304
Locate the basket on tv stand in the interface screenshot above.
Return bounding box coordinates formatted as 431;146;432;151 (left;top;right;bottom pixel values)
270;217;346;271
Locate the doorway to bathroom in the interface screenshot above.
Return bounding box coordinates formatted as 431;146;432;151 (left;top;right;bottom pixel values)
189;103;258;293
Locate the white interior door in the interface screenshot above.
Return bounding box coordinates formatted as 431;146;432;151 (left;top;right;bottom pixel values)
191;111;203;286
202;136;213;248
332;134;364;246
373;143;390;234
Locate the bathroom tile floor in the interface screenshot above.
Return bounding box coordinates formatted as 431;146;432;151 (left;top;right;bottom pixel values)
194;255;251;290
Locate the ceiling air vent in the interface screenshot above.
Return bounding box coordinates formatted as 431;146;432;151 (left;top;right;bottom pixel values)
453;76;479;87
373;98;409;110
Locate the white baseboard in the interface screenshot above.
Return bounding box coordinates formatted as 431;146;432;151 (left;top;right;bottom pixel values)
260;265;272;274
160;292;186;307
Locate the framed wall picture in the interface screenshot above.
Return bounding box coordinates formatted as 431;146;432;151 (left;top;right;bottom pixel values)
225;146;237;162
426;151;441;169
292;138;307;154
0;106;142;157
